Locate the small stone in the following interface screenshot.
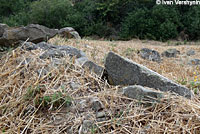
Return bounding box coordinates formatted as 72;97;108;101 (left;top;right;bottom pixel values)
96;117;108;122
22;42;38;51
122;85;163;101
96;111;106;118
90;98;104;112
186;49;195;56
37;42;58;50
70;82;80;90
188;59;200;65
37;68;49;76
79;120;94;134
70;31;81;39
79;100;87;112
162;48;180;58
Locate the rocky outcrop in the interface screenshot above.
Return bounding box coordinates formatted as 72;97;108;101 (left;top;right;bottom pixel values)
105;52;193;98
139;48;161;62
58;27;81;39
22;41;103;77
0;24;58;46
0;24;82;47
23;41;85;59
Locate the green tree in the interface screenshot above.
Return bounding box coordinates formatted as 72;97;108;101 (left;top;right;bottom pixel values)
29;0;73;28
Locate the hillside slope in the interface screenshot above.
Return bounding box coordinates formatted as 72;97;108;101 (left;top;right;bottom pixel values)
1;37;200;133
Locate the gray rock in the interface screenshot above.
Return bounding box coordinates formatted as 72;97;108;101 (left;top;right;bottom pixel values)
186;50;195;56
37;42;58;50
0;24;58;46
21;58;32;66
96;117;108;122
37;68;49;77
90;98;104;112
70;31;81;39
22;41;87;61
39;45;86;59
22;42;38;51
188;59;200;65
59;27;74;33
59;27;81;39
78;99;87;112
161;48;180;58
123;85;163;101
139;48;161;62
0;23;9;37
79;120;94;134
75;57;89;66
57;45;86;58
82;60;104;77
105;52;193;98
96;111;106;118
22;41;58;51
39;49;65;59
96;111;109;122
51;58;63;66
70;82;80;90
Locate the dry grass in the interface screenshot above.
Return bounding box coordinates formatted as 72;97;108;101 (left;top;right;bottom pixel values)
0;37;200;133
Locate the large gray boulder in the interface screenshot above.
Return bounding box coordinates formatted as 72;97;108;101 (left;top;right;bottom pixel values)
105;52;193;98
0;24;58;46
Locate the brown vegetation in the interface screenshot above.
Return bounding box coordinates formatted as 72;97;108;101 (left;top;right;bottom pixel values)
0;37;200;133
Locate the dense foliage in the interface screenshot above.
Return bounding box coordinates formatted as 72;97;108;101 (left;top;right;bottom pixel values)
1;0;200;41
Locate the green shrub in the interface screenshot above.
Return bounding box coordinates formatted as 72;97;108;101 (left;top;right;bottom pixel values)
2;11;30;26
29;0;73;28
182;6;200;40
120;5;180;41
151;5;180;40
120;8;155;40
1;0;200;41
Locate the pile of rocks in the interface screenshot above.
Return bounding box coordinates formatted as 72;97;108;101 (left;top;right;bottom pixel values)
0;23;193;101
0;23;80;48
139;47;200;65
21;41;193;100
